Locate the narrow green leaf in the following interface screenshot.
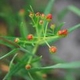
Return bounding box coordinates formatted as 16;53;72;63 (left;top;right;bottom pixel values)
57;8;68;21
3;53;18;80
44;0;55;14
68;5;80;16
30;61;80;71
68;24;80;33
0;49;19;60
32;56;42;63
19;21;28;38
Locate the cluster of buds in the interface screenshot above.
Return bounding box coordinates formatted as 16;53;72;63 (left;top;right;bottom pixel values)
58;29;68;36
29;12;53;21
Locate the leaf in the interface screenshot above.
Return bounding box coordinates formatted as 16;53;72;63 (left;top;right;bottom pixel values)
0;36;20;48
3;53;18;80
57;8;68;21
19;20;28;38
3;53;30;79
44;0;55;14
68;5;80;16
32;56;42;63
30;61;80;71
0;49;19;60
68;24;80;33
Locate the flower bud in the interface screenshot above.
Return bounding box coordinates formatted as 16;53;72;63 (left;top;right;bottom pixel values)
35;12;40;17
58;29;68;36
41;13;45;19
50;24;55;30
14;38;20;43
46;14;52;21
25;64;31;70
49;46;57;53
27;34;33;40
29;12;34;18
62;29;68;35
39;20;44;25
19;9;25;16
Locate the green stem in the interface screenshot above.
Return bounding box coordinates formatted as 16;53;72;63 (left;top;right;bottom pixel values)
27;44;39;64
44;40;50;48
31;18;39;37
28;72;34;80
44;22;49;37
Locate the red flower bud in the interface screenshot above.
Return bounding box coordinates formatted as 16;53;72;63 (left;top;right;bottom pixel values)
27;34;33;40
46;14;52;21
58;30;63;35
62;29;68;35
49;46;57;53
